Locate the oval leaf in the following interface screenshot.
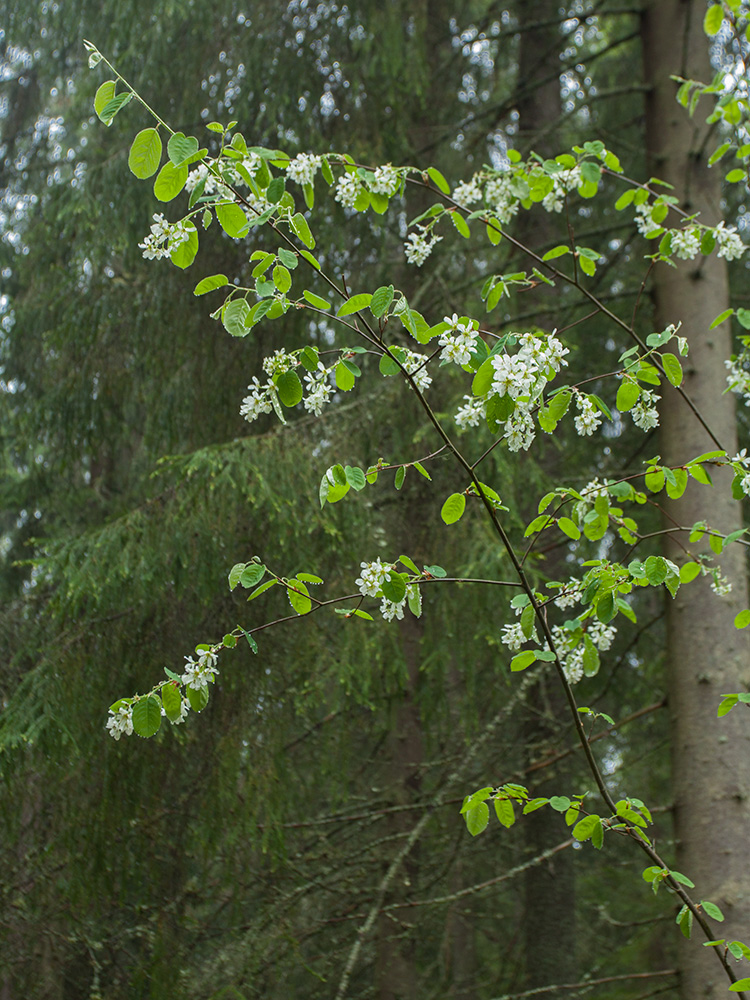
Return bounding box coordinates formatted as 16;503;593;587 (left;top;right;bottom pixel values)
131;695;163;738
128;128;163;179
441;493;466;525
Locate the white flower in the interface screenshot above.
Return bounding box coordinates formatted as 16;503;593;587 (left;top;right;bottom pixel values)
542;166;581;214
438;319;479;366
452;177;483;207
138;213;192;260
403;350;432;391
554;578;583;610
631;388;660;430
356;559;392;597
335;172;363;210
501;621;535;651
741;472;750;497
484;174;519;225
563;646;585;684
710;572;732;596
303;367;333;416
490;353;536;399
574;395;602;437
504;406;535;452
404;229;442;266
671;227;701;259
380;596;406;621
725;355;750;401
731;449;750;468
635;203;661;237
714;221;746;261
369;164;400;196
106;704;134;740
285;152;322;186
182;649;219;691
262;349;295;377
240;377;274;423
588;620;617;651
454;394;485;429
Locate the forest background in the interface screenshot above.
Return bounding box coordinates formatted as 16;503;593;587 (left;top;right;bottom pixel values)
1;1;750;999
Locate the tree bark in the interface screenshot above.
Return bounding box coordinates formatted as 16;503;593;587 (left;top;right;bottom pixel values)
641;2;750;996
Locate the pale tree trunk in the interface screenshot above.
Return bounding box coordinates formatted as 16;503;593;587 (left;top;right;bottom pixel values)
642;2;750;996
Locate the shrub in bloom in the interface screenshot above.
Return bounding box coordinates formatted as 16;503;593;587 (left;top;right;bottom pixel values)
355;559;393;597
454;394;485;429
714;221;745;261
402;350;433;392
452;177;483;207
631;388;660;430
574;394;603;436
239;377;274;423
671;227;701;259
285;152;322;186
438;315;479;366
369;164;400;196
335;172;363;210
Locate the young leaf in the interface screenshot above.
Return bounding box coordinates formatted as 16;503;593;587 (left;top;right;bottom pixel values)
441;493;466;525
131;696;163;738
128;128;163;179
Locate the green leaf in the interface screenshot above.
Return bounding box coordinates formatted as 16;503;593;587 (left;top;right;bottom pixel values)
665;467;688;500
170;224;199;269
558;516;581;540
382;573;407;603
276;370;303;407
98;90;133;125
644;467;665;493
153;160;188;202
394;466;406;490
216;202;250;238
486;217;502;245
464;800;490;836
709;308;734;330
572;814;602;843
729;980;750;993
737;308;750;330
441;493;466;525
735;610;750;629
701;900;725;922
162;683;183;723
187;684;209;712
616;379;640;412
228;562;246;590
287;578;312;615
427;166;450;193
94;80;116;119
676;905;693;939
302;290;330;310
335;361;356;391
247;578;277;602
167;131;200;166
615;189;635;210
222;299;250;338
132;696;163;738
128;128;163;179
704;3;724;34
370;285;395;317
194;274;228;296
549;796;571;812
450;212;471;238
494;797;515;829
542;245;570;261
240;563;266;588
345;466;366;491
661;352;683;387
413;461;432;481
337;293;373;317
510;650;538;672
680;562;702;584
291;212;315;248
272;264;292;294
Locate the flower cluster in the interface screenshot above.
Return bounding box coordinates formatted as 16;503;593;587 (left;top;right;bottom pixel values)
714;222;745;261
725;352;750;403
370;164;400;196
402;349;433;392
138;213;192;260
484;173;520;225
106;704;134;740
631;388;660;430
303;364;334;416
262;349;296;377
404;227;442;266
452;178;483;207
239;376;275;423
438;314;480;366
671;227;701;259
285;152;322;186
574;394;602;436
500;621;537;651
335;172;363;210
182;648;220;691
710;571;732;596
485;331;570;451
542;166;582;214
552;577;584;610
356;558;393;597
454;394;485;430
634;203;661;237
